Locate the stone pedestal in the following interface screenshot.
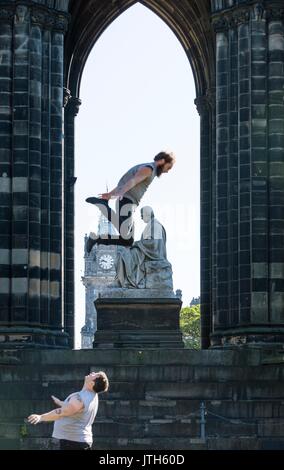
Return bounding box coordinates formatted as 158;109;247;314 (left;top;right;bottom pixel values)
93;298;184;349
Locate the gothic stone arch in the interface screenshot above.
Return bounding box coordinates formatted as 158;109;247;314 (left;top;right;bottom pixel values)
1;0;284;349
64;0;215;349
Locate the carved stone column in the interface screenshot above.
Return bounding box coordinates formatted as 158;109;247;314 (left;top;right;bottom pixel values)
195;92;216;349
211;0;284;347
0;1;70;348
63;94;81;347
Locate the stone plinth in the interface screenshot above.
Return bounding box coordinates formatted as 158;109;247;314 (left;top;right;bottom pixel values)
93;298;184;349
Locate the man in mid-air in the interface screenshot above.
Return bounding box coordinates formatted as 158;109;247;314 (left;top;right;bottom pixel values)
85;151;175;251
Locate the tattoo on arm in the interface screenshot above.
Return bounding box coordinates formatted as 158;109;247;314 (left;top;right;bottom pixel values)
75;393;83;402
55;409;62;415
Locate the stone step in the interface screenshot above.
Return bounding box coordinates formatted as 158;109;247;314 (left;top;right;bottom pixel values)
91;419;259;438
1;398;284;422
144;381;284;401
97;399;284;420
0;422;25;439
1;415;283;441
93;331;184;349
1;363;283;383
0;379;283;402
207;436;284;450
5;417;260;440
18;436;207;450
257;419;284;437
0;438;20;450
0;347;283;450
50;364;283;383
7;348;280;367
16;420;201;439
2;434;284;451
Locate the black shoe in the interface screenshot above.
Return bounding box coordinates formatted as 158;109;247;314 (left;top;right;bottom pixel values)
85;197;108;206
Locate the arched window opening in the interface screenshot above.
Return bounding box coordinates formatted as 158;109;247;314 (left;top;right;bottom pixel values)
75;3;200;348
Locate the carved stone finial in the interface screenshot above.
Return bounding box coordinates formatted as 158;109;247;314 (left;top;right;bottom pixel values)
54;14;69;33
254;2;264;21
194;95;209;116
63;88;71;108
67;96;82;116
15;5;29;24
176;289;182;300
212;15;229;33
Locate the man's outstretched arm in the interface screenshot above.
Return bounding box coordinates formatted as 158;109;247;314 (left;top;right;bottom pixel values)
99;167;152;200
27;395;84;424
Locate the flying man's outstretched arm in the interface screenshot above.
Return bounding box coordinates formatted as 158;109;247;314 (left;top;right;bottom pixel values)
99;166;152;200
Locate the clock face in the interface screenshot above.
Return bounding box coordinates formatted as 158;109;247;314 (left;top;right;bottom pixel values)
99;254;114;270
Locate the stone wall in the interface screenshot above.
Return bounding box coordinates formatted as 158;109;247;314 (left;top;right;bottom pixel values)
0;348;283;450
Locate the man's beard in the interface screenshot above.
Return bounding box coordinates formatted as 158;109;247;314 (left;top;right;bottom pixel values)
156;166;163;177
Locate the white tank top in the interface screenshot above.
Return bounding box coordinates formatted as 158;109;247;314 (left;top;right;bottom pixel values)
52;390;98;444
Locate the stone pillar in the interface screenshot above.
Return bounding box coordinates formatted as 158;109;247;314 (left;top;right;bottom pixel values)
63;94;81;348
195;92;216;349
211;1;284;347
0;1;70;348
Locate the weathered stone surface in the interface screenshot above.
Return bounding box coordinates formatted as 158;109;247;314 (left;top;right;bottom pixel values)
211;0;284;347
93;298;184;349
144;260;173;290
1;0;283;349
0;348;284;450
0;0;69;348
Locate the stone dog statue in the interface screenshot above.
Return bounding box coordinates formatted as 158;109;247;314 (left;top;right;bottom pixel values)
116;206;173;289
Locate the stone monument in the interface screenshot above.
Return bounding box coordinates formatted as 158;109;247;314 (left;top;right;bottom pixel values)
91;207;184;348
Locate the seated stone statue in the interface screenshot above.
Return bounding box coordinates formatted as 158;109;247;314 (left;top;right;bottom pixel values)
116;206;173;289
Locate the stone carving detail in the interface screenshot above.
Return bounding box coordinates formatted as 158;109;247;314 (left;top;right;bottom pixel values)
15;5;29;24
116;207;173;290
31;10;54;28
0;3;69;32
212;9;251;32
267;8;284;21
234;9;251;26
0;8;14;22
212;15;229;32
195;91;216;115
31;9;69;31
194;95;209;116
54;15;69;33
67;97;82;117
63;88;72;108
254;2;264;21
212;4;284;32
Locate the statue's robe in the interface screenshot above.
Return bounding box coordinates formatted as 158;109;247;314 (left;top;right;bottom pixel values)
116;218;168;288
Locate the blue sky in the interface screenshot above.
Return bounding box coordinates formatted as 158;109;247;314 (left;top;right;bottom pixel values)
74;3;200;347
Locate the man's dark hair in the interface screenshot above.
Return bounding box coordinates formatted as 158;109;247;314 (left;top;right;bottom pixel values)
154;151;175;176
154;151;175;164
93;371;109;394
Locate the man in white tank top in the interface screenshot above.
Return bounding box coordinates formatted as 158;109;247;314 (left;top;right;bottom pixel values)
27;371;109;450
85;151;175;251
